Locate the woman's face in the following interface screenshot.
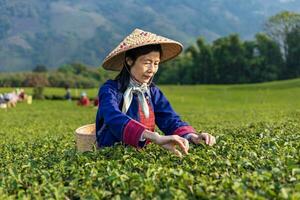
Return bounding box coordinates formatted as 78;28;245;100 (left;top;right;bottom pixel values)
128;51;160;84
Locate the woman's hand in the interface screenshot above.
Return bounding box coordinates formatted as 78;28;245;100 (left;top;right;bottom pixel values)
160;141;189;158
142;130;189;157
188;133;216;146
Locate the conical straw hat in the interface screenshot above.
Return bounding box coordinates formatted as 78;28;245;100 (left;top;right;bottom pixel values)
102;28;183;71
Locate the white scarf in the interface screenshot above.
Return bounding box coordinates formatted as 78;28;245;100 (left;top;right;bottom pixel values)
122;78;150;118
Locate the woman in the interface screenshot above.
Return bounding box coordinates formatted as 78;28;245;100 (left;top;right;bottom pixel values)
96;29;216;157
77;92;90;106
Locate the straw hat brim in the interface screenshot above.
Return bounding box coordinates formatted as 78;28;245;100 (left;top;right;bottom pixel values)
102;41;183;71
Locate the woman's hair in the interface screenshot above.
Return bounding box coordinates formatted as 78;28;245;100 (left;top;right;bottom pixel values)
115;44;162;92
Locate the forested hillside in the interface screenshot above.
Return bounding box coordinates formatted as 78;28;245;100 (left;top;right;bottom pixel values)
1;0;300;71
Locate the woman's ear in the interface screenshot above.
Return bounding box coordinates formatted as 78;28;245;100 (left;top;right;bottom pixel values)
125;57;133;66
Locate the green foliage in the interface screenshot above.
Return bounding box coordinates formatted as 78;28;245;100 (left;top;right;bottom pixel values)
264;11;300;79
155;33;287;84
154;55;194;85
264;11;300;59
0;81;299;199
32;65;48;73
187;38;214;84
0;63;117;88
57;64;75;74
23;73;49;87
58;63;87;75
249;33;283;82
155;11;300;84
32;86;44;100
0;73;26;87
48;72;98;89
286;26;300;78
212;34;248;83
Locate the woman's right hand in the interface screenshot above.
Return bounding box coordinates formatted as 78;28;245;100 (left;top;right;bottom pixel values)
142;130;189;157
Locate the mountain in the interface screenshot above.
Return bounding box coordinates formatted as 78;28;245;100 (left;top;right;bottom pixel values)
0;0;300;72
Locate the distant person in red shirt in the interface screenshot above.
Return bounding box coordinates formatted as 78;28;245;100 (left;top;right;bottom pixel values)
77;92;90;106
93;96;99;107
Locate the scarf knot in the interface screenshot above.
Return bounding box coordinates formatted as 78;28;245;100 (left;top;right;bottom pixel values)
122;78;150;118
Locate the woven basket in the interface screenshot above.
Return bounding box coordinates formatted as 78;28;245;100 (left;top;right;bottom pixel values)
75;123;96;152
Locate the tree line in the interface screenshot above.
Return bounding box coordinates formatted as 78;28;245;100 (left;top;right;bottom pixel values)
155;11;300;84
0;63;116;88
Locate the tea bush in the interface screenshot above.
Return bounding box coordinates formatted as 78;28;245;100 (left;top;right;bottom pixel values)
0;81;299;199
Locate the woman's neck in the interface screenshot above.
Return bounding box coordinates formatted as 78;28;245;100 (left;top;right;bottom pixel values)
129;76;147;87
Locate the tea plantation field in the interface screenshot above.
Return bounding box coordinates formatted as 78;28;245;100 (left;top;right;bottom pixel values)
0;79;300;199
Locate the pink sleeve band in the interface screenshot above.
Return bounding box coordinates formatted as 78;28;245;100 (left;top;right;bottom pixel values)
123;119;147;148
172;126;196;136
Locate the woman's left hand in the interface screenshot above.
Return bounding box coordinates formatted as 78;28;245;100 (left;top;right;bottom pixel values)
189;133;216;146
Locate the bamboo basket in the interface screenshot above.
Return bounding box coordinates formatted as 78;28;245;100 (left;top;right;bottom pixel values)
75;123;96;152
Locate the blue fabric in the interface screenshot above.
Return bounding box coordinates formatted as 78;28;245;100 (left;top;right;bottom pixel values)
96;79;190;147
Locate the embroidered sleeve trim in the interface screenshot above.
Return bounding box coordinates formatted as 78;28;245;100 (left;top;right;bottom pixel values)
123;119;147;148
172;126;196;137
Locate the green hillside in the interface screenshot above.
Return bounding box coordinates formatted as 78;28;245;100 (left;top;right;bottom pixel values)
1;0;300;71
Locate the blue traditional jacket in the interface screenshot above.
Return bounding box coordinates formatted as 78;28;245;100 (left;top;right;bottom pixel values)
95;79;196;148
